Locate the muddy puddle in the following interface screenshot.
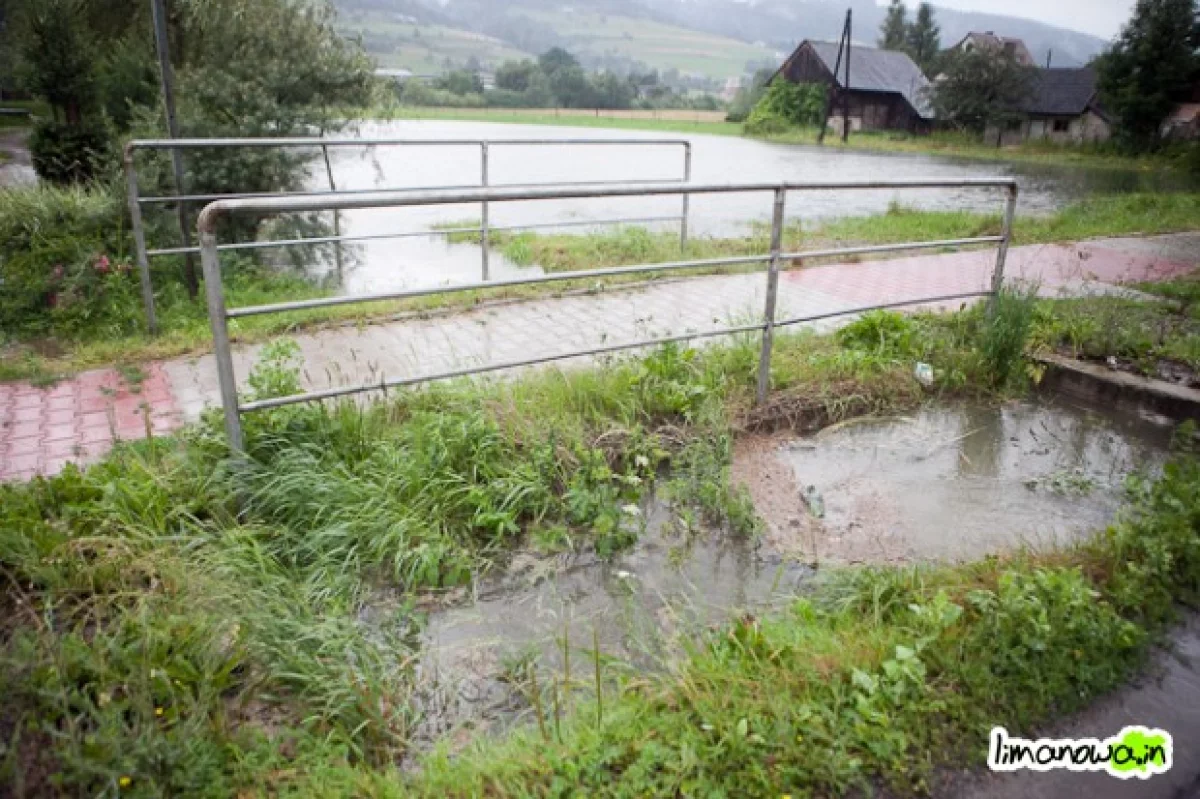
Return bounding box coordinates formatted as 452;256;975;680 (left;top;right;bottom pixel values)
371;398;1172;756
368;500;810;753
735;398;1173;565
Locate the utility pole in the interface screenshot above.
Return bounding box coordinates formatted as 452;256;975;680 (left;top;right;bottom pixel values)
1045;49;1052;68
817;9;853;145
842;9;851;143
150;0;199;298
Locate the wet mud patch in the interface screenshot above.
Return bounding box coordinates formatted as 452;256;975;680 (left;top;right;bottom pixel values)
365;499;811;756
734;398;1172;565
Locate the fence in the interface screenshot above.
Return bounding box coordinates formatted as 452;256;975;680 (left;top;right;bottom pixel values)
123;136;693;334
194;178;1019;452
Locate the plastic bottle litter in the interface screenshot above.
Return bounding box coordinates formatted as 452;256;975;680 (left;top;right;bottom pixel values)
914;362;935;388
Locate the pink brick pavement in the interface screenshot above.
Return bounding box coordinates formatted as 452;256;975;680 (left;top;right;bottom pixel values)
0;363;181;483
2;235;1196;483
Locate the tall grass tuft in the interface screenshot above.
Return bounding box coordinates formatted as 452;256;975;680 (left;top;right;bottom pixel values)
979;283;1039;387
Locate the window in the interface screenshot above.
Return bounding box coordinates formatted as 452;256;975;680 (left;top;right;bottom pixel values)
1053;119;1070;133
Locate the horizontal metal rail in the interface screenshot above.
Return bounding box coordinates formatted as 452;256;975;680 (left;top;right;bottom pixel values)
124;135;694;334
199;178;1017;221
227;252;774;318
129;136;691;150
197;177;1020;452
237;289;997;413
146;214;686;257
224;234;1002;319
137;176;687;206
239;322;768;412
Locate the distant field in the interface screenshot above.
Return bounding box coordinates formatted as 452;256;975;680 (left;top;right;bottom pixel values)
372;105;743;136
337;12;532;73
514;5;779;79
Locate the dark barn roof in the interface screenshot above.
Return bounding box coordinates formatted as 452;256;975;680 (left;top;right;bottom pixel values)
1019;68;1104;117
806;40;934;119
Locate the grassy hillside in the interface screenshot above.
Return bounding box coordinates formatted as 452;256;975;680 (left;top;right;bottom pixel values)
338;11;532;73
335;3;779;79
515;4;779;79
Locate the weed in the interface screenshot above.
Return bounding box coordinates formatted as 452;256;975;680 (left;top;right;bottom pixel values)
979;283;1039;388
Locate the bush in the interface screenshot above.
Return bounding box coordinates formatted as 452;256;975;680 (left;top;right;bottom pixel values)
28;118;115;185
744;80;826;134
0;183;139;338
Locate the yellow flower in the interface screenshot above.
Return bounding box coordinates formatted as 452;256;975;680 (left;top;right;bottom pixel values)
155;707;164;717
119;776;132;788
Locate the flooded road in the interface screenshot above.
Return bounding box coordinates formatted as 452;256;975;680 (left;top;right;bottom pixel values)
738;398;1173;564
276;120;1197;294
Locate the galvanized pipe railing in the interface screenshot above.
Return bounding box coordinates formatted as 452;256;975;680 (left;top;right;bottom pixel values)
195;178;1018;453
124;136;693;334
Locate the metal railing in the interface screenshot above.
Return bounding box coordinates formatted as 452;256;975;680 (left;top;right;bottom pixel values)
123;136;693;333
196;178;1019;452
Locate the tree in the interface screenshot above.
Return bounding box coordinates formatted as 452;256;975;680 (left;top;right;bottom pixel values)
436;70;483;95
538;47;579;75
905;3;941;75
878;0;908;50
931;48;1036;134
1097;0;1200;150
495;59;539;93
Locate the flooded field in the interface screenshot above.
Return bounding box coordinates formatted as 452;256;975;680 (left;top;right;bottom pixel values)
735;398;1173;564
271;120;1198;294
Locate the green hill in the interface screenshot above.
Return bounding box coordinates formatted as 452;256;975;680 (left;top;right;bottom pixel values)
338;11;533;73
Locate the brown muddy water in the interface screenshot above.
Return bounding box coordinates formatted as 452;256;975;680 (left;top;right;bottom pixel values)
372;397;1173;755
735;397;1173;565
372;499;811;752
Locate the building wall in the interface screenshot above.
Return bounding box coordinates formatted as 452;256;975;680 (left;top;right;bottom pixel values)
826;92;926;134
985;110;1110;146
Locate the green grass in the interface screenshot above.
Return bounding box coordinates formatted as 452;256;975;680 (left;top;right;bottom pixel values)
442;193;1200;275
1030;270;1200;374
5;299;1200;795
0;319;974;795
368;104;742;135
753;126;1195;172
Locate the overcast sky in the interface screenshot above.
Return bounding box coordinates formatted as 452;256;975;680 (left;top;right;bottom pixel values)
916;0;1135;40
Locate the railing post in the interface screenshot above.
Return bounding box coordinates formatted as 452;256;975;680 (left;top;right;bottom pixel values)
124;148;159;335
320;143;344;283
987;183;1019;316
756;187;787;405
680;142;692;253
480;142;490;281
199;228;244;454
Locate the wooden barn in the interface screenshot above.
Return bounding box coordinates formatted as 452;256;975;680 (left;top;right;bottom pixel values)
772;40;934;134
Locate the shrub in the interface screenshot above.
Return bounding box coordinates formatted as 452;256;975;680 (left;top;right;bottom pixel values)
744;80;826;134
28;118;115;185
0;183;138;338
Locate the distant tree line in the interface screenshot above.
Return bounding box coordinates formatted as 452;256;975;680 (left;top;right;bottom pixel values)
394;47;721;111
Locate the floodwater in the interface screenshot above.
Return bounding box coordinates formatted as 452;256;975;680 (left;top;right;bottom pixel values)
373;499;810;750
741;398;1173;565
377;398;1172;750
281;120;1198;294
